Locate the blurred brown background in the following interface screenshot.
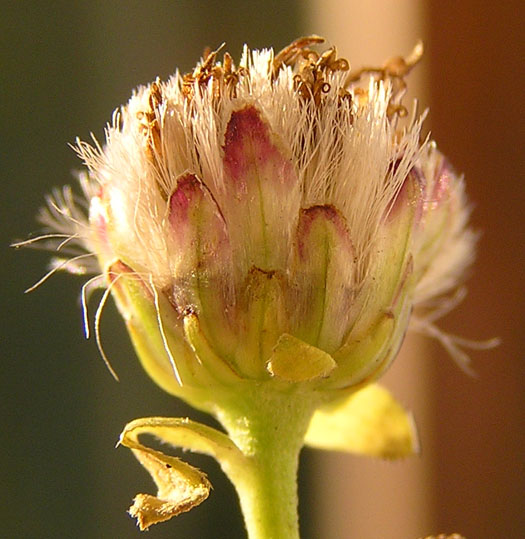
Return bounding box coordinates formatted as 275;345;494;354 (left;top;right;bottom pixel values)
2;1;523;538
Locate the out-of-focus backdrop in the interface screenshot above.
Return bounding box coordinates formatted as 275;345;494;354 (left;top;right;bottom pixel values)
2;2;523;538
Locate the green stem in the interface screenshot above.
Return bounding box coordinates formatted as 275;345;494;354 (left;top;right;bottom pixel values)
235;424;303;539
215;386;317;539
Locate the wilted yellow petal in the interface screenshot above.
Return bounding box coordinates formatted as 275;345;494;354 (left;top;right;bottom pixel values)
266;333;336;382
119;416;248;530
304;384;419;459
127;447;210;530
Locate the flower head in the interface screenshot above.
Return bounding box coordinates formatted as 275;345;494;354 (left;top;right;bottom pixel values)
25;37;489;531
36;37;473;398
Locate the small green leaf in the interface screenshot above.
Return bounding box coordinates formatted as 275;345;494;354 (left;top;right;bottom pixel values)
107;262;197;396
183;313;241;384
328;313;395;388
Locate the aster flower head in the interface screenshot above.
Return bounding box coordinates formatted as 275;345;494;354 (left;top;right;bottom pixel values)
24;37;491;535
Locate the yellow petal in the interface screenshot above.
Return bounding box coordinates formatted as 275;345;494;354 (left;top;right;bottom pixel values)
267;333;336;382
304;384;419;459
119;417;248;530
